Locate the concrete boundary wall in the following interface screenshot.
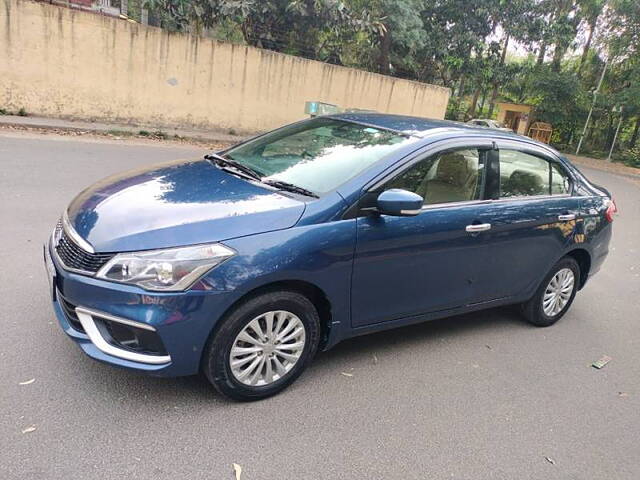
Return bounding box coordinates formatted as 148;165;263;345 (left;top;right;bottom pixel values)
0;0;450;133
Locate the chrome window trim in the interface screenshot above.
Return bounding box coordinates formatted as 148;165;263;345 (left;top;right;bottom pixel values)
418;195;572;212
420;199;493;211
62;209;95;254
75;307;171;365
390;194;573;216
490;193;572;204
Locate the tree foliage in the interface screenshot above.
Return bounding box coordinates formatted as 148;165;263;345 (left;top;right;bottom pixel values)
141;0;640;162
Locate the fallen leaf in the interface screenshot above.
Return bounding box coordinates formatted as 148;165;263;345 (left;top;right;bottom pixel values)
545;456;555;465
618;392;629;398
372;354;378;365
232;463;242;480
485;345;492;350
19;378;35;385
340;372;354;377
592;355;612;369
21;425;36;434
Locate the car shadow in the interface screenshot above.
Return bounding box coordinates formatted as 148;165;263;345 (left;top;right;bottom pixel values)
72;305;531;405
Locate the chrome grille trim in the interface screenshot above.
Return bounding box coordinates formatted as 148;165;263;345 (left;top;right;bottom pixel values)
52;220;114;275
62;209;95;253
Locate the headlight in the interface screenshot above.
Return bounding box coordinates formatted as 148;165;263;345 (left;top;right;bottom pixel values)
96;243;235;291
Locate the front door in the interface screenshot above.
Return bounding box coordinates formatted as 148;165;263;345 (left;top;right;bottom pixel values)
350;146;493;328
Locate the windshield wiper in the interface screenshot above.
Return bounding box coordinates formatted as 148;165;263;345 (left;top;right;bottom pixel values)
205;153;262;181
263;179;319;198
205;153;317;198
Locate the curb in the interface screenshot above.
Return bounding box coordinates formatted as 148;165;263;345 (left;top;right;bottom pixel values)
0;117;248;145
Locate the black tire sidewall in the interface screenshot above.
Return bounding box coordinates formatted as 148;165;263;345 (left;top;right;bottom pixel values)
525;257;580;327
204;291;320;401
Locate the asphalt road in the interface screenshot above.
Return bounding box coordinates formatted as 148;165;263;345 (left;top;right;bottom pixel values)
2;131;639;480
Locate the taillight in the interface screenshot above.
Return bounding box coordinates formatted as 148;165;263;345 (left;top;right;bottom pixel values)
605;198;617;223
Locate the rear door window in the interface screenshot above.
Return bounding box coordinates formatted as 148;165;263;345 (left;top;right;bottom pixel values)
499;150;570;198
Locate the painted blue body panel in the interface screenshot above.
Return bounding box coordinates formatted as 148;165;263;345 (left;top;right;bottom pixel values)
47;113;614;376
66;158;305;252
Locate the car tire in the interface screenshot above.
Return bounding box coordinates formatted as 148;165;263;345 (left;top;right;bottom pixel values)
202;290;321;401
521;256;580;327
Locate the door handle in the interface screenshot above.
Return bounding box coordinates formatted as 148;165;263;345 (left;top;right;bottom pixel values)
465;223;491;233
558;214;576;221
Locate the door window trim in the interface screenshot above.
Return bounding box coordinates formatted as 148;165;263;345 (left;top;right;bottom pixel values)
364;138;495;192
342;136;577;220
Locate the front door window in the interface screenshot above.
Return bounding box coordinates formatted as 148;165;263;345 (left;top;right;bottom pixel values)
385;148;486;205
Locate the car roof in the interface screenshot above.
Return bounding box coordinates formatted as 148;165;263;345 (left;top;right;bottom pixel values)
328;112;515;139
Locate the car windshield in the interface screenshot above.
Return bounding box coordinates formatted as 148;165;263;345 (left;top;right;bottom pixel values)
224;118;414;194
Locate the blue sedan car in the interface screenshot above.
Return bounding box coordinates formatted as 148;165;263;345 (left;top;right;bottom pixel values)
45;113;615;400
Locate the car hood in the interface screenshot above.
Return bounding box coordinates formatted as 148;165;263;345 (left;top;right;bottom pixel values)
66;158;305;252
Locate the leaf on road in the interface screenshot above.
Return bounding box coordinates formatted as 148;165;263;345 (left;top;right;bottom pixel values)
340;372;354;377
545;456;555;465
19;378;35;385
232;463;242;480
592;355;612;369
372;354;378;365
22;425;37;434
618;392;629;398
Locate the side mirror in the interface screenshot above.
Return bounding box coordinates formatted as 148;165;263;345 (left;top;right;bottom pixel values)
376;189;423;216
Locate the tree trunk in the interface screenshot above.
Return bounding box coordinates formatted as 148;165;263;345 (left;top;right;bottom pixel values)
378;25;391;75
630;117;640;148
536;39;547;66
551;43;567;72
457;74;466;98
579;17;597;75
479;90;487;113
488;34;509;117
468;88;481;117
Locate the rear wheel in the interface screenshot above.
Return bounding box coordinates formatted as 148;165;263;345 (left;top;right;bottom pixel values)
203;290;320;401
521;257;580;327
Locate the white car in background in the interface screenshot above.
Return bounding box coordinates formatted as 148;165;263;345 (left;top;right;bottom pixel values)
467;118;514;132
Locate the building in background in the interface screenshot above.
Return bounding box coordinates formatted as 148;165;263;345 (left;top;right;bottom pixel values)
37;0;138;20
496;102;533;136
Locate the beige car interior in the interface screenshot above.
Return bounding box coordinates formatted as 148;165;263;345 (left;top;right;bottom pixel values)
416;152;481;204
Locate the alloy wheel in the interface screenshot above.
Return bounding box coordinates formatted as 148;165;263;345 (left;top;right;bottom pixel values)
229;310;306;386
542;268;575;317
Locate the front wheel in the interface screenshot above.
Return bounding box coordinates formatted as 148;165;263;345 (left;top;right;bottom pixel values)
521;257;580;327
203;290;320;401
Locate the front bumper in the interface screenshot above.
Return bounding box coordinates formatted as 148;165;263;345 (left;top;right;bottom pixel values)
45;241;236;377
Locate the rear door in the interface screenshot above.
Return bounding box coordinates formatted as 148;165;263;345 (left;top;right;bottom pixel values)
350;142;495;328
475;141;584;302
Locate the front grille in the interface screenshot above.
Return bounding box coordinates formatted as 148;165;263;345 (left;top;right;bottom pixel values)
58;293;85;333
54;221;113;274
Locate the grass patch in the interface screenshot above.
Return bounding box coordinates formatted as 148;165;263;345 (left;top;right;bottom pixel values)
107;129;134;137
